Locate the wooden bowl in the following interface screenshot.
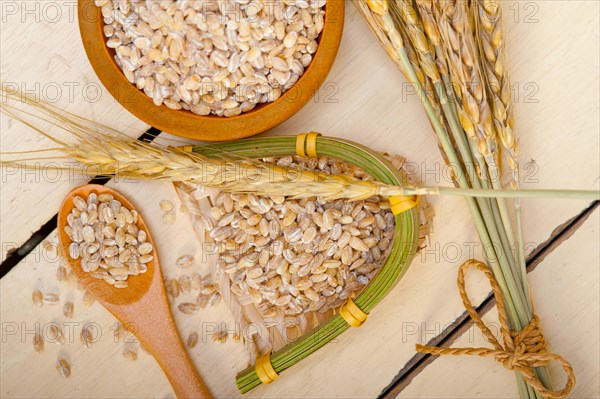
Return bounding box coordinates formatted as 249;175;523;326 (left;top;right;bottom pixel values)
78;0;345;141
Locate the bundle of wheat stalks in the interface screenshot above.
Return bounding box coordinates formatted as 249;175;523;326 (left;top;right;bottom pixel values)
354;0;582;397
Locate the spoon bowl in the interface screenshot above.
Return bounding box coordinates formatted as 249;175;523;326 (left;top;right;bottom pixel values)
58;184;211;399
58;185;154;305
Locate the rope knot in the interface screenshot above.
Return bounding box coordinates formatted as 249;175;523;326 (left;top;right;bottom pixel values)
497;349;523;371
416;260;576;399
497;315;548;371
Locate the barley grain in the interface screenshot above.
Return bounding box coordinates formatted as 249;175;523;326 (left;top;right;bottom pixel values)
48;324;65;344
33;332;44;353
83;290;95;306
43;292;60;305
123;348;138;361
163;210;176;224
196;294;210;309
165;278;180;299
176;255;194;269
80;326;94;348
63;302;74;318
178;302;200;315
187;331;199;348
56;357;71;378
209;292;222;307
114;281;129;289
160;200;174;211
32;289;43;307
201;284;217;295
179;275;192;294
349;237;369;252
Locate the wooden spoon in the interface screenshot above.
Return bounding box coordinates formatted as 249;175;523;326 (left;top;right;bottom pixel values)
58;184;211;399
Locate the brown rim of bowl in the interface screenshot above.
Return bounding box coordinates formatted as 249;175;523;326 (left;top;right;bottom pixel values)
78;0;345;142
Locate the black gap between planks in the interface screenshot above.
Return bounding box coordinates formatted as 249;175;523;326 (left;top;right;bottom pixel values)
0;127;161;279
379;199;599;399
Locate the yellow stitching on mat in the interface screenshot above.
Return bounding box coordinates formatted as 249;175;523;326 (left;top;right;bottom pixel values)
295;134;307;157
306;132;321;157
389;195;419;215
177;145;194;152
255;351;279;384
339;298;368;327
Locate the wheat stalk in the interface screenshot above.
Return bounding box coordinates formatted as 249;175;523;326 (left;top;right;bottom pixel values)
473;0;527;278
3;88;595;203
442;0;537;323
356;1;407;72
0;88;395;200
355;2;550;397
355;0;466;176
390;1;527;309
394;0;492;190
432;1;500;173
472;3;547;394
396;10;452;146
390;0;439;82
473;0;528;278
419;2;531;322
474;0;516;176
388;0;458;162
468;0;529;292
389;0;493;197
414;0;448;77
431;1;530;302
415;0;465;130
3;137;405;201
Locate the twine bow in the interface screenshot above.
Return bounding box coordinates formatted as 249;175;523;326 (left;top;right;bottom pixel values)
417;260;576;399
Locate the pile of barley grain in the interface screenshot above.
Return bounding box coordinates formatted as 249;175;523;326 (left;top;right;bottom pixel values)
164;256;223;314
64;193;152;288
95;0;326;116
32;242;227;379
204;156;395;319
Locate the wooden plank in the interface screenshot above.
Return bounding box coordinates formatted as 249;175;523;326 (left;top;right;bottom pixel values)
0;180;246;398
0;1;598;398
0;2;149;262
380;201;599;398
0;229;174;399
397;209;599;398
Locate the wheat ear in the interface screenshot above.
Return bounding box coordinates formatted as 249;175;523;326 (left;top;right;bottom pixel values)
390;0;439;82
473;0;526;270
474;0;517;179
473;3;550;393
356;0;460;171
397;1;525;302
432;1;499;172
432;0;526;283
415;0;464;136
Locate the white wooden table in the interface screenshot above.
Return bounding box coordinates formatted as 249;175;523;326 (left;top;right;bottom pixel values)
1;2;598;398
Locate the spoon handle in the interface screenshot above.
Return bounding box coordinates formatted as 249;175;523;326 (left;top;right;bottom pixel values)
114;282;212;399
144;317;212;399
